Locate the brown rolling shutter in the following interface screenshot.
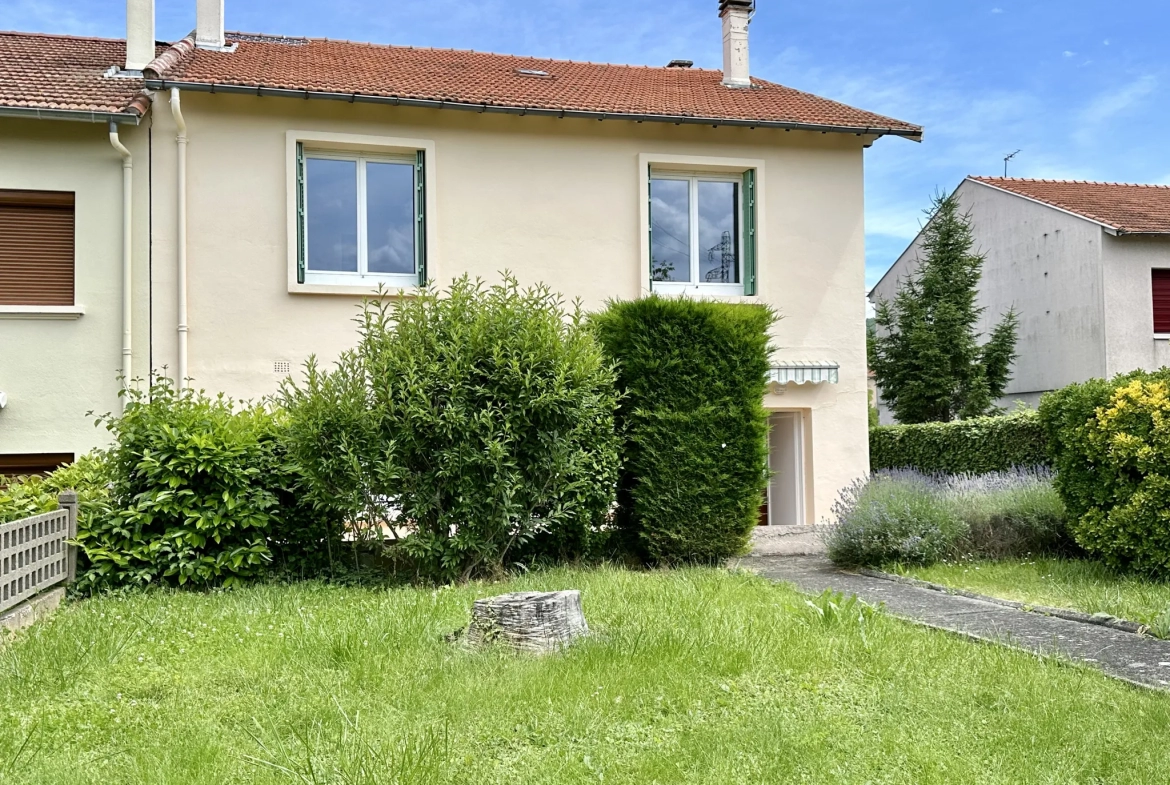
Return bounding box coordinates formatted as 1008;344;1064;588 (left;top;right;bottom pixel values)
1154;270;1170;334
0;189;75;306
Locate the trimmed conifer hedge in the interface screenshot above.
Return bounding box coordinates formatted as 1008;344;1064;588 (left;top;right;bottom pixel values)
592;296;774;564
869;411;1049;474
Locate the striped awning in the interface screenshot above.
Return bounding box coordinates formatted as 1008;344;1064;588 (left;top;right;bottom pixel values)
768;361;839;386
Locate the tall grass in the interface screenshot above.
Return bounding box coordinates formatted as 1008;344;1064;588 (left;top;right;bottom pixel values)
823;468;1068;568
1;568;1169;783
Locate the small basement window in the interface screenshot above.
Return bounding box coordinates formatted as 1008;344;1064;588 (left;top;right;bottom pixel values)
648;170;757;296
1154;269;1170;334
0;453;73;479
295;147;426;288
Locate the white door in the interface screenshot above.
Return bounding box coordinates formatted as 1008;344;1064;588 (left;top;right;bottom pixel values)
767;412;805;526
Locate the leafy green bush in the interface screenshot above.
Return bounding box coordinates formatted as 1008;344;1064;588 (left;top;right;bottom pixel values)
280;275;622;582
0;453;112;527
592;296;774;564
870;411;1049;474
824;468;1067;568
1039;371;1170;575
76;381;336;591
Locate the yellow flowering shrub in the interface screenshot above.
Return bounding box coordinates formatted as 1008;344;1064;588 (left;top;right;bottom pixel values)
1072;379;1170;574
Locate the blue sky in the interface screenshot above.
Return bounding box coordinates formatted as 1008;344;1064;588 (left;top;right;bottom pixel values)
5;0;1168;293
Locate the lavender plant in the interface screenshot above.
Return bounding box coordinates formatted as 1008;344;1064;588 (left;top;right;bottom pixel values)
823;467;1067;568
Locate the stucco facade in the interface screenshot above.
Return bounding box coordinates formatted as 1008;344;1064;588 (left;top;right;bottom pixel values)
0;116;150;459
871;177;1170;423
0;89;877;523
144;92;872;523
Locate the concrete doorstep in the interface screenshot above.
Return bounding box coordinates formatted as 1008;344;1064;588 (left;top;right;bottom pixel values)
737;555;1170;691
0;587;66;637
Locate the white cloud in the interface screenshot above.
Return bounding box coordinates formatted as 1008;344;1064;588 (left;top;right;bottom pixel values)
1073;74;1158;145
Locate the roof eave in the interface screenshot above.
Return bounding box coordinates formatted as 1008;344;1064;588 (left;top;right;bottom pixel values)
1104;228;1170;237
0;104;142;124
143;78;924;139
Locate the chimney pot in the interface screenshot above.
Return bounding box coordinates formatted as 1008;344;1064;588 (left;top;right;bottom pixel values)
124;0;155;71
719;0;753;88
196;0;225;49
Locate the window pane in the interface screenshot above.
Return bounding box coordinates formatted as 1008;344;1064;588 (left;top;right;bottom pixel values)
650;178;691;282
306;157;358;272
698;181;739;284
366;161;416;275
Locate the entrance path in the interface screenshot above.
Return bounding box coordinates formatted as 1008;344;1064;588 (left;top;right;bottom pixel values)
736;555;1170;691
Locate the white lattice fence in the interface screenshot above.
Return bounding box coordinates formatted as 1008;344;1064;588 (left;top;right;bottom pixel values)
0;492;77;617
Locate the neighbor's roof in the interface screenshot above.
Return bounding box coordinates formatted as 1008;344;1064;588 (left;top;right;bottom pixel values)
969;176;1170;235
141;33;922;137
0;31;151;121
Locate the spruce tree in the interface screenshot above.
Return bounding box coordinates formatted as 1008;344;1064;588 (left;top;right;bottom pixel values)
871;192;1019;423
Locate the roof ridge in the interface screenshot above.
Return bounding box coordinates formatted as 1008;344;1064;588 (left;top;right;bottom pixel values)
144;36;197;80
224;30;723;73
0;29;127;44
971;175;1170;190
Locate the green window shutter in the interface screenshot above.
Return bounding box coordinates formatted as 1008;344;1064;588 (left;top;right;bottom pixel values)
416;150;428;287
647;165;654;292
742;168;757;296
295;142;306;284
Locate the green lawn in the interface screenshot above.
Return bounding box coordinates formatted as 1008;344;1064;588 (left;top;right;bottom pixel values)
2;567;1170;784
899;558;1170;636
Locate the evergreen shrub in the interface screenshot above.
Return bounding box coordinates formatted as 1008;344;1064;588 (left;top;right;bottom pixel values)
870;411;1049;474
1039;370;1170;575
280;275;622;582
592;296;774;564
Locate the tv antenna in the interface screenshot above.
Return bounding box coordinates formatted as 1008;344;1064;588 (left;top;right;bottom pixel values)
1003;149;1021;177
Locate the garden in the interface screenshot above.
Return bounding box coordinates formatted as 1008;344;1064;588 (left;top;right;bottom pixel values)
5;272;1170;782
844;371;1170;637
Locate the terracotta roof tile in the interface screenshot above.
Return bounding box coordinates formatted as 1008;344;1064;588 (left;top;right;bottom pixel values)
144;33;921;136
0;31;150;117
969;176;1170;235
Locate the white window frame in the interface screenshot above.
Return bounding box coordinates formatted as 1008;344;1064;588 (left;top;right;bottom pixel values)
301;149;419;288
649;169;746;297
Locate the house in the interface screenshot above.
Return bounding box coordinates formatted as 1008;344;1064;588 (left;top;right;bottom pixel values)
0;0;920;525
870;177;1170;424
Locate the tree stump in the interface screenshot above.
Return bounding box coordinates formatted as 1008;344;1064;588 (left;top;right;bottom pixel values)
467;590;588;654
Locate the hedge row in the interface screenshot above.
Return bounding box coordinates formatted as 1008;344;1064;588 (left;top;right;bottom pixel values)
870;411;1050;474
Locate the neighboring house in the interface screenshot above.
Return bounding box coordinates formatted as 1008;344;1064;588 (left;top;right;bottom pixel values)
0;0;920;525
870;176;1170;424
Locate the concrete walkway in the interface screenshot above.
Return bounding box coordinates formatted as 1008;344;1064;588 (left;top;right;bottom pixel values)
737;555;1170;691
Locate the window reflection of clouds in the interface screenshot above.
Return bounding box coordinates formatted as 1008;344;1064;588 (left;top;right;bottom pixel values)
307;158;358;272
698;181;738;284
650;178;691;282
366;162;415;274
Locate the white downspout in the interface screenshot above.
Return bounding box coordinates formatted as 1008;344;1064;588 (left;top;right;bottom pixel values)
108;122;133;409
170;88;189;388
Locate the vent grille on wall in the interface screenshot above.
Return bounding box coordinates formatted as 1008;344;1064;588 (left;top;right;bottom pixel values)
274;361;291;375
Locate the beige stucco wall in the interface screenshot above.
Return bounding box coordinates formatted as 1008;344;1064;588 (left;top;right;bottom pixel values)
870;178;1107;421
1100;234;1170;374
0;116;151;459
142;91;871;523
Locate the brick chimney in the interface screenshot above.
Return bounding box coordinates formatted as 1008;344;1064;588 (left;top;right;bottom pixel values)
720;0;753;88
124;0;154;71
196;0;225;49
